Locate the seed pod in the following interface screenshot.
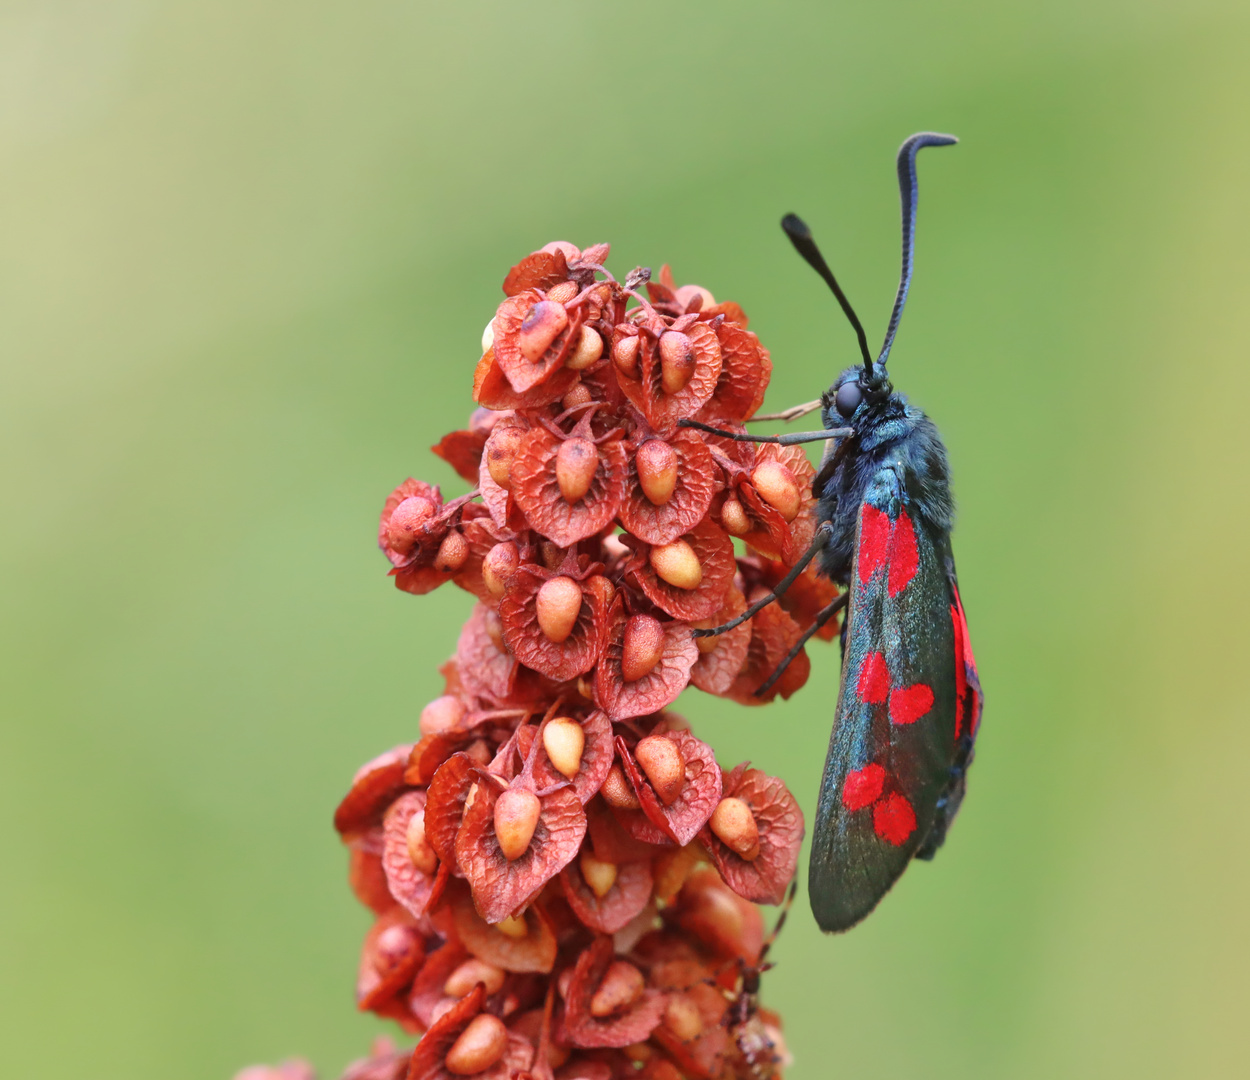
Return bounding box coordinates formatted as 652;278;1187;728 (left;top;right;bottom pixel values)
420;695;466;737
612;335;640;379
406;809;439;874
635;735;685;805
433;530;469;572
486;428;524;489
494;788;542;861
543;717;585;779
546;281;579;304
720;496;751;536
483;607;505;651
621;614;665;682
589;960;645;1017
658;331;695;394
535;576;583;643
566;326;604;370
649;540;703;590
482;541;519;598
601;764;641;810
709;796;761;859
584;574;616;610
751;460;801;522
562;383;593;410
518;300;569;363
387;495;436;552
496;913;528;938
445;1013;509;1076
636;440;678;506
555;437;599;503
444;958;507;998
664;994;704;1041
579;850;618;898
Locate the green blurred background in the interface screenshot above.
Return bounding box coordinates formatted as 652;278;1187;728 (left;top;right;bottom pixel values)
3;1;1248;1077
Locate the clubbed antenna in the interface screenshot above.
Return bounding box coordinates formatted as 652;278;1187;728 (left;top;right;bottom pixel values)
877;132;958;366
781;213;874;381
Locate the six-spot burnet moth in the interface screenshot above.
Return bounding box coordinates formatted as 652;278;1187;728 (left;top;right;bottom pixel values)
681;133;984;933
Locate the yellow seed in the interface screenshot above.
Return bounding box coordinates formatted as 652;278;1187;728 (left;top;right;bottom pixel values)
658;331;696;395
535;576;584;643
433;530;469;573
555;438;599;503
589;960;645;1017
649;540;703;590
486;428;523;489
546;281;579;304
601;764;641;810
518;300;569;362
621;615;665;682
751;460;801;522
709;796;761;860
483;608;505;651
689;617;721;655
562;383;593;409
444;958;507;998
405;810;438;875
636;440;678;506
481;319;496;353
635;735;685;806
580;850;619;898
494;788;542;861
387;495;436;552
543;718;585;779
482;542;519;599
445;1014;509;1075
720;496;751;536
420;695;466;737
664;994;704;1041
566;325;604;370
612;335;640;379
496;913;529;939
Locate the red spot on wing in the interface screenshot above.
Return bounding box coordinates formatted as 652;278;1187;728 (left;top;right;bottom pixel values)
856;651;891;705
953;586;982;736
858;505;890;584
951;603;968;738
841;764;886;811
889;683;934;725
872;792;917;846
887;511;919;597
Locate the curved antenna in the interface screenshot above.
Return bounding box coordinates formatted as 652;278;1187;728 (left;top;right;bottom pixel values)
877;132;958;367
781;213;874;380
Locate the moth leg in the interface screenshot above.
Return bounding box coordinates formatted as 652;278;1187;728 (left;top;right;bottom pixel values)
748;399;823;423
753;592;847;697
678;418;852;446
692;522;835;638
758;879;799;964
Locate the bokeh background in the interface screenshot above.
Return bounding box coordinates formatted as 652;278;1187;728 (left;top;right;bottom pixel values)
4;1;1249;1077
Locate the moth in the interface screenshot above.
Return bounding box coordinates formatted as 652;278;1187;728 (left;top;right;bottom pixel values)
683;133;984;932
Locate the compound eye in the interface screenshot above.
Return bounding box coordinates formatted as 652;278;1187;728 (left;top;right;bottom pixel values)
834;381;863;418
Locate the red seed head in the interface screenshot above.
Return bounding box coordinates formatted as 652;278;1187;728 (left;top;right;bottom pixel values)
709;796;761;859
566;326;604;370
621;614;665;682
387;495;436;552
433;530;469;572
612;335;641;379
636;440;678;506
555;437;599;503
486;428;524;489
751;460;801;522
518;300;569;362
535;576;584;643
589;960;645;1017
445;1013;509;1075
658;331;695;394
482;542;519;598
494;788;542;861
635;735;685;805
